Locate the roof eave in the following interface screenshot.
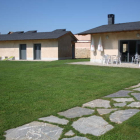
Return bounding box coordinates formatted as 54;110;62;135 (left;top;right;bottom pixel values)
0;38;59;42
78;29;140;35
58;31;78;41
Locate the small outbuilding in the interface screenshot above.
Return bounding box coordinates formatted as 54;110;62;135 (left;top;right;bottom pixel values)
0;29;77;60
78;14;140;63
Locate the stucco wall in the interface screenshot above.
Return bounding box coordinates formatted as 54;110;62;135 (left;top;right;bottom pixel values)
41;40;58;60
0;41;19;60
58;34;72;59
90;31;140;63
75;34;90;40
75;43;90;58
75;34;90;58
0;39;58;60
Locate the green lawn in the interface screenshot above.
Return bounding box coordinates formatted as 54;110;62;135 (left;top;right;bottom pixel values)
0;59;140;140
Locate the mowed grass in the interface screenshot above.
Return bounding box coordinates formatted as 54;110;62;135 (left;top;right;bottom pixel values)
0;59;140;140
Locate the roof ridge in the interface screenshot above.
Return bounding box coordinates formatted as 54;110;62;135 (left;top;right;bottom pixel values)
0;30;77;41
101;21;140;26
78;21;140;35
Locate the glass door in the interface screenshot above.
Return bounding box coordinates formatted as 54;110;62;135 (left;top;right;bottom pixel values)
120;41;129;62
137;41;140;55
129;41;136;62
120;40;139;62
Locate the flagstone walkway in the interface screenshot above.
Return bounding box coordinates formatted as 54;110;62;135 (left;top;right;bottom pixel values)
4;84;140;140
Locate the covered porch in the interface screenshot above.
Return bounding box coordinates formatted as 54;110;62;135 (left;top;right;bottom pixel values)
120;40;140;63
89;31;140;64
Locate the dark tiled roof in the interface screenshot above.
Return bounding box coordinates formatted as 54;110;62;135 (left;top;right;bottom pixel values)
0;29;77;41
78;21;140;35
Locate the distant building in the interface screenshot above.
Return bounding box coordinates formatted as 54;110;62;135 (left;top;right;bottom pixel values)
78;14;140;63
0;29;77;60
75;34;90;58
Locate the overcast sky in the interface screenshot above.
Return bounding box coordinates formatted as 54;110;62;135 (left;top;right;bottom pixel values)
0;0;140;34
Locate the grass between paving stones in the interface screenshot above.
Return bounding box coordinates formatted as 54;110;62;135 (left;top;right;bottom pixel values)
58;92;140;139
129;90;140;101
1;59;140;139
39;92;140;139
73;107;140;140
129;94;138;102
58;111;96;139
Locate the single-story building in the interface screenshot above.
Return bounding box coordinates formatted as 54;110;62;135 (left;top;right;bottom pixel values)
0;29;77;60
74;34;90;58
78;14;140;63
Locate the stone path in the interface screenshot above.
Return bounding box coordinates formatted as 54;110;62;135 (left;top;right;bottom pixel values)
58;107;94;118
131;93;140;100
110;109;140;124
64;130;75;136
114;102;126;107
127;102;140;107
39;115;69;125
112;98;134;102
133;87;140;91
105;90;131;98
97;109;117;115
62;136;90;140
82;99;111;108
125;83;140;89
72;116;114;136
5;121;63;140
5;86;140;140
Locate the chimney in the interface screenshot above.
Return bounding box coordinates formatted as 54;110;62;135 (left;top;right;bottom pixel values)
108;14;115;25
8;31;13;34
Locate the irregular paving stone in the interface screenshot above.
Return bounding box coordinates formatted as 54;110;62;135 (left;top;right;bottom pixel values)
112;98;134;102
127;102;140;108
133;87;140;91
83;99;111;108
105;90;131;98
58;107;94;119
5;121;63;140
97;109;117;115
64;130;75;136
72;115;114;136
125;83;140;89
38;115;69;125
131;93;140;100
114;103;126;107
110;109;140;124
62;136;90;140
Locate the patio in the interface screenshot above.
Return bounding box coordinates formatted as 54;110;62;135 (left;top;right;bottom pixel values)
69;61;140;69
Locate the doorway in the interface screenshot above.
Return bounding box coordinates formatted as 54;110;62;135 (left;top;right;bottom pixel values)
20;44;26;60
34;44;41;60
120;40;140;62
72;44;75;59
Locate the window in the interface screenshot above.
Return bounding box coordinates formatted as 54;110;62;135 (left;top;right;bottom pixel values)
123;44;128;53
